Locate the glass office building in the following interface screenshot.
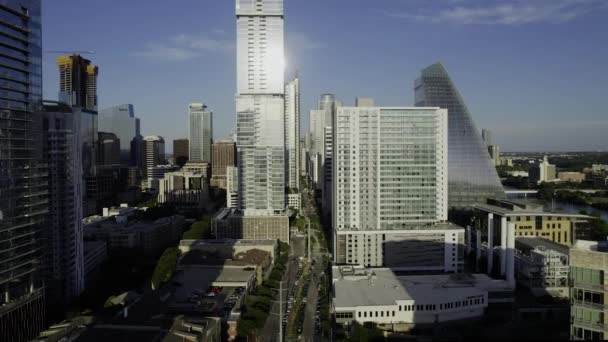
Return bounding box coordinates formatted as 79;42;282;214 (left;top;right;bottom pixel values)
415;63;504;210
0;1;47;341
98;104;141;166
40;101;84;308
188;103;213;163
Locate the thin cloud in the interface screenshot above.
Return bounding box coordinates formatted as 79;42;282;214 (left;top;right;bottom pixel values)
383;0;608;25
133;32;233;62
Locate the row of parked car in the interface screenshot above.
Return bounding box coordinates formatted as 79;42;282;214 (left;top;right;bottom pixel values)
221;286;246;314
282;259;305;330
296;276;311;335
314;272;326;334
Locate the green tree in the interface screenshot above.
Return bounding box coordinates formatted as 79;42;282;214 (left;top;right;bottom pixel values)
151;247;180;290
182;216;211;239
350;322;385;341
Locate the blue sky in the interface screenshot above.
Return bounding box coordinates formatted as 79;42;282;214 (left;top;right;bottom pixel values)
42;0;608;151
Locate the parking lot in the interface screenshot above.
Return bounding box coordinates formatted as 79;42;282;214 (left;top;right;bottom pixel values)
169;265;253;318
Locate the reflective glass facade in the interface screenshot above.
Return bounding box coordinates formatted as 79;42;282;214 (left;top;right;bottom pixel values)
40;102;84;307
415;63;504;209
188;103;213;163
0;1;47;341
98;104;141;166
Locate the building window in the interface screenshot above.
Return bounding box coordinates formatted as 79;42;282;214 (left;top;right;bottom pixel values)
336;312;354;319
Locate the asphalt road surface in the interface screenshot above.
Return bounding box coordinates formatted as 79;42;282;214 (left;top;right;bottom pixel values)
259;235;305;341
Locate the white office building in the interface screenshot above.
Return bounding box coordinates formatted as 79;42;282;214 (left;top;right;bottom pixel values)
235;0;286;214
285;76;300;190
189;103;213;163
333;106;457;271
309;109;325;188
226;166;239;208
332;266;513;328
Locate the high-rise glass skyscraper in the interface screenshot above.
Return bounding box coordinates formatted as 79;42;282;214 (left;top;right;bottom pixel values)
188;103;213;163
235;0;286;214
415;63;504;209
0;1;47;341
98;104;141;166
284;75;299;190
40;101;85;309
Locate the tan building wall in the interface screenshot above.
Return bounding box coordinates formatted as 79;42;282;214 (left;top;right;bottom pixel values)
212;214;289;243
558;172;585;183
569;246;608;340
211;142;236;190
510;215;574;246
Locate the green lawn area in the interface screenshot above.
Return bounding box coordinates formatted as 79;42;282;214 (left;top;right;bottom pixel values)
182;216;211;239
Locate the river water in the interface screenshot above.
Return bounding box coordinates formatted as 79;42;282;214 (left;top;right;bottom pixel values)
551;202;608;222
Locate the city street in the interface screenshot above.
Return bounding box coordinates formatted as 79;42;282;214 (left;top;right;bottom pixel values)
300;187;330;342
259;235;305;341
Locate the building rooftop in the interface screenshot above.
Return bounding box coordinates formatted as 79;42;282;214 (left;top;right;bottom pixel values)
180;249;270;267
179;239;276;248
515;237;569;255
572;239;608;252
212;207;289;220
332;266;509;308
162;316;220;342
474;198;592;219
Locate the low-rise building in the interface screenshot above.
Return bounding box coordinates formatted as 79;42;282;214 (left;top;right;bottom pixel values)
514;237;569;298
158;170;209;207
499;157;513;167
287;193;301;211
212;208;289;243
145;165;179;193
557;171;586;183
84;214;185;255
569;240;608;340
474;198;593;246
178;239;277;260
331;266;513;330
83;241;107;288
163;316;221;342
506;170;529;178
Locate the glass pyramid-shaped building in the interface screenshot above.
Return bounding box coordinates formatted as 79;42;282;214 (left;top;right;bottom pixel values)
415;62;504;209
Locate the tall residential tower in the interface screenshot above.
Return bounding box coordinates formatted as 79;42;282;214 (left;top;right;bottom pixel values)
57;54;98;111
188;103;213;163
235;0;286;214
285;75;300;190
333;106;462;272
